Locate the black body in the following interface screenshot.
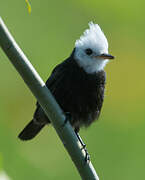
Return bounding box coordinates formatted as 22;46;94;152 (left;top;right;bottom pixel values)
18;49;106;140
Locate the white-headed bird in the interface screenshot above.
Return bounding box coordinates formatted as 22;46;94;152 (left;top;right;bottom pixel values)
18;22;114;141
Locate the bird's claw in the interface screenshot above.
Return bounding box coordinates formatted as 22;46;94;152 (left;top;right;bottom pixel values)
76;132;90;163
81;143;90;162
84;147;90;162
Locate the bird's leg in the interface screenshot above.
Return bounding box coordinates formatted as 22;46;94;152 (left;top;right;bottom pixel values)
62;114;90;162
75;132;86;149
75;129;90;162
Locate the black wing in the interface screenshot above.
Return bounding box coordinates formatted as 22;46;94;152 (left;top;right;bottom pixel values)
46;59;75;111
34;59;72;122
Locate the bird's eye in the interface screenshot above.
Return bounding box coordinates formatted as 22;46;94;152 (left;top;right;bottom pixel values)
85;48;93;55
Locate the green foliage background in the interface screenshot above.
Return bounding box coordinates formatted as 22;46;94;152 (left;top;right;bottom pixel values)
0;0;145;179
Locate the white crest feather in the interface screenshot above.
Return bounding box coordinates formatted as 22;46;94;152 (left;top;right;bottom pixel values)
75;22;108;51
74;22;109;74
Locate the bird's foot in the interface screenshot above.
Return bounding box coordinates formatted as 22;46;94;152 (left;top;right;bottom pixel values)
75;132;90;162
84;147;90;162
62;112;71;127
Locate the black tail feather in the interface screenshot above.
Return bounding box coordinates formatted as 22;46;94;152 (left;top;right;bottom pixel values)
18;120;45;141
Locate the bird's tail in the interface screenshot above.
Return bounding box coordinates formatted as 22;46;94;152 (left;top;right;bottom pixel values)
18;119;45;141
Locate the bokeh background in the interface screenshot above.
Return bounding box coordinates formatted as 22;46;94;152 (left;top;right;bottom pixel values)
0;0;145;179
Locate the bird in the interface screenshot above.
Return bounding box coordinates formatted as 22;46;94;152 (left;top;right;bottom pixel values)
18;22;114;141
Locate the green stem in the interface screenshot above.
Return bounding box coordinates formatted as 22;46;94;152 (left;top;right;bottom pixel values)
0;17;99;180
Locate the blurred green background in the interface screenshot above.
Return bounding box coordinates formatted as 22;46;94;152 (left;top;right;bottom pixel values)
0;0;145;179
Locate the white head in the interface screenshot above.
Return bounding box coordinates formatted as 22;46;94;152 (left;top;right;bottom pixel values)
74;22;114;74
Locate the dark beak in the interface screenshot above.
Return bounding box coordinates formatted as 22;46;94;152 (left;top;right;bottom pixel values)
97;53;115;60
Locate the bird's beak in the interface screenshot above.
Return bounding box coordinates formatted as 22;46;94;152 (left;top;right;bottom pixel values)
94;53;115;60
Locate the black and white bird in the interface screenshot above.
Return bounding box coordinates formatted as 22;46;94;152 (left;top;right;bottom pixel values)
18;22;114;141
